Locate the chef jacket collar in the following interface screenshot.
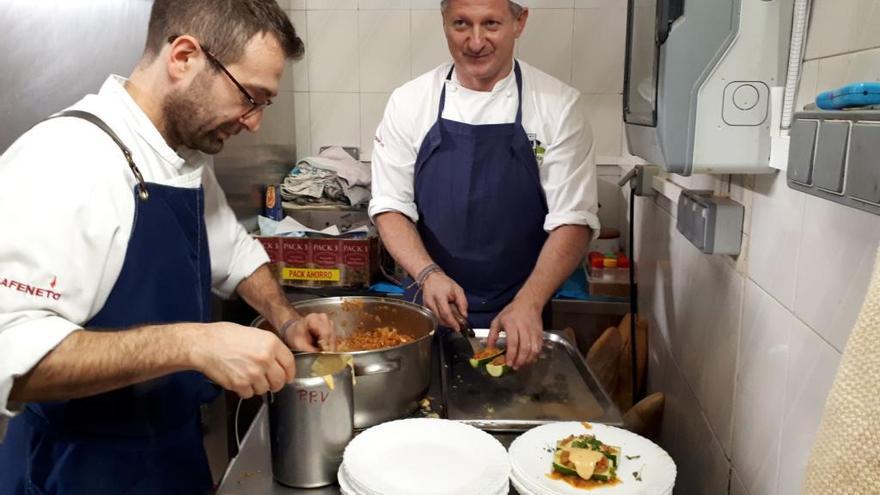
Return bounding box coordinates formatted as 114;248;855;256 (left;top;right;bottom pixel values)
101;75;193;171
448;58;517;94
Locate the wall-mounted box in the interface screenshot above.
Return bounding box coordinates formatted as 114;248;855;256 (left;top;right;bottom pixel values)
787;110;880;216
676;190;745;255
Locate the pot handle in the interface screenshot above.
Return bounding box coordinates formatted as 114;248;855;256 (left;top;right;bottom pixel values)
354;358;401;376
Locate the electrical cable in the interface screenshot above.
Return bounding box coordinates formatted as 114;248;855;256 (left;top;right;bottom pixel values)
234;397;243;451
629;183;639;406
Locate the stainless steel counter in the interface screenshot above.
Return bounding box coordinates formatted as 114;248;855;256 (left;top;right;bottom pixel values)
216;330;620;494
216;406;521;495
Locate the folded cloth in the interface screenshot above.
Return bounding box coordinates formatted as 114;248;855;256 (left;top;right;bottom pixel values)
282;163;346;205
282;146;372;206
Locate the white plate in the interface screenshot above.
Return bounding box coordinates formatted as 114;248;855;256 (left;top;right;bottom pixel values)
510;471;539;495
344;418;510;495
337;465;356;495
508;422;676;495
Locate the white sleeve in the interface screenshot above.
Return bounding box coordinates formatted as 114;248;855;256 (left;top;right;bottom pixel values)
540;94;602;237
202;163;270;298
0;121;133;417
368;90;420;223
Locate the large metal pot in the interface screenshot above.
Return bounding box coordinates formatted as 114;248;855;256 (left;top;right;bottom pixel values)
254;296;437;429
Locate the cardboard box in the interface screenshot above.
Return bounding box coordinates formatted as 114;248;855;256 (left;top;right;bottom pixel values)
586;266;633;298
255;235;379;288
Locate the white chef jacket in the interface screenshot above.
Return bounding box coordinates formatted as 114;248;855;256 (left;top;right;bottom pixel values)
369;59;600;235
0;75;269;417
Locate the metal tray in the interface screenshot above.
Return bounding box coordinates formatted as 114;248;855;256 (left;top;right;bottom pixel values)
439;329;622;432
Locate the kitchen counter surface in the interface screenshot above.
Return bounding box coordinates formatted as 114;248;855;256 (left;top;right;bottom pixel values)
216;330;619;495
216;405;521;495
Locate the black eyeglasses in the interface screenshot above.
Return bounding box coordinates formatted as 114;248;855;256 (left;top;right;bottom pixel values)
168;35;272;119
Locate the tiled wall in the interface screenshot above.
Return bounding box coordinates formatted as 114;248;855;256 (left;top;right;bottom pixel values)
637;2;880;494
270;0;628;165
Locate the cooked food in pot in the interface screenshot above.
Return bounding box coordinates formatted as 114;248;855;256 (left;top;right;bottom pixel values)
337;327;413;351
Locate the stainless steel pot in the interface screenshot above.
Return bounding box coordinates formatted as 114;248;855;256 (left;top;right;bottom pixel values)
253;296;437;429
269;353;354;488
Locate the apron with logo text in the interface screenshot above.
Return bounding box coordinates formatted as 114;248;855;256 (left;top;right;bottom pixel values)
0;111;216;495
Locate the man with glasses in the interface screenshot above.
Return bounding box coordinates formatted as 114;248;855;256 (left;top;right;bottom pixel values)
0;1;330;493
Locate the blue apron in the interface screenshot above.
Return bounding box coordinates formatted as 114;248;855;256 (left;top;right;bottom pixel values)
0;111;216;495
404;62;549;328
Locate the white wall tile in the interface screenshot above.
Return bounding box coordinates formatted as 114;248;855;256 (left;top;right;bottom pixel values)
848;47;880;82
309;92;361;155
730;174;754;239
816;54;855;94
290;0;307;9
794;196;880;351
596;176;623;235
733;281;791;495
410;0;440;9
359;10;411;92
804;0;859;60
287;11;309;92
410;9;450;77
650;326;732;495
294;92;311;160
575;0;627;8
308;0;357;9
580;94;622;158
359;0;409;8
795;60;818;113
360;93;391;160
635;198;674;348
747;171;806;311
572;7;626;94
777;319;841;495
854;2;880;54
804;0;880;60
519;0;574;7
667;222;743;456
815;49;880;96
517;9;574;84
255;91;295;147
307;10;359;92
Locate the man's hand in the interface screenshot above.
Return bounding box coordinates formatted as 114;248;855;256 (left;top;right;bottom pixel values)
281;312;336;352
421;271;468;331
189;322;296;398
487;297;544;369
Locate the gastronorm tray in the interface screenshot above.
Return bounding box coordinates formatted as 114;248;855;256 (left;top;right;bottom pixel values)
439;329;622;432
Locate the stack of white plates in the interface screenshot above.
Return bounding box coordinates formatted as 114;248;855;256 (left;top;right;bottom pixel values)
508;422;676;495
338;418;510;495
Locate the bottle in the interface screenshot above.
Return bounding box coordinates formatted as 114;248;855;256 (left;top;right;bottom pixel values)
264;184;282;221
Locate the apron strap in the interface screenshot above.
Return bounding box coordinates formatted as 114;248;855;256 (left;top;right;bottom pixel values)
513;60;524;126
437;65;455;117
47;110;150;201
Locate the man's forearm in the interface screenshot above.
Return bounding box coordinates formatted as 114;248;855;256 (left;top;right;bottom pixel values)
235;264;300;331
516;225;591;309
374;212;436;278
10;324;197;403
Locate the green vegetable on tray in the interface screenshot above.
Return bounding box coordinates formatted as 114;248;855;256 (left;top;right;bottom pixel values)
468;347;504;368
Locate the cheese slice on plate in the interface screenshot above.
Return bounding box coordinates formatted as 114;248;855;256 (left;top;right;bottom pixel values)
564;447;605;479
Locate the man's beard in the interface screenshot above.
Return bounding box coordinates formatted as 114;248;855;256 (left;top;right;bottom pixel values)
162;72;231;155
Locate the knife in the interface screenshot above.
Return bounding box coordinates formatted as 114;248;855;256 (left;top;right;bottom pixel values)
447;307;477;358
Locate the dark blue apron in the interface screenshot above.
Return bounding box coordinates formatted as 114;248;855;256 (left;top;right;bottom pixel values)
404;62;549;328
0;111;216;495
